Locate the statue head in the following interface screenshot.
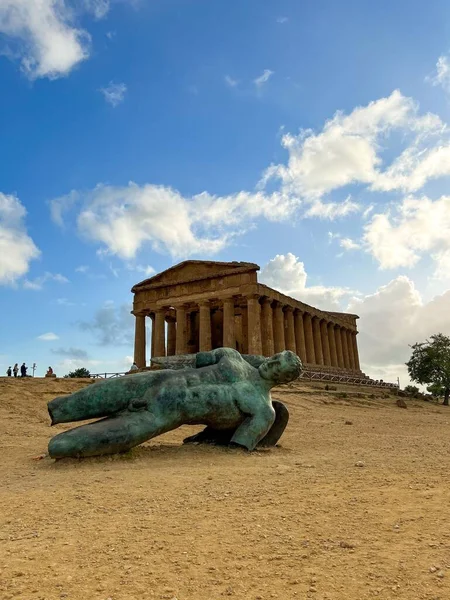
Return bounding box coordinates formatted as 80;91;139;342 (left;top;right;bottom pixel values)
258;351;302;385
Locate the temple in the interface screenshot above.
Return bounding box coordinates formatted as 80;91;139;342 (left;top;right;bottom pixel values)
131;260;361;373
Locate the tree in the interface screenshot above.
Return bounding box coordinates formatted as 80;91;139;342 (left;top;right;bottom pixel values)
64;367;91;379
427;383;445;398
406;334;450;406
403;385;420;398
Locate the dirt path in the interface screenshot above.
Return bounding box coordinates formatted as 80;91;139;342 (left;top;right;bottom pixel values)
1;377;450;600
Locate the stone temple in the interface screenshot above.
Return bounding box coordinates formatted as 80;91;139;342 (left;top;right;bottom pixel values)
131;260;361;374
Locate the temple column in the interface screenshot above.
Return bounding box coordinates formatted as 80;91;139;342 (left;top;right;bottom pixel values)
133;313;146;368
154;309;166;358
320;319;331;366
346;330;356;370
272;302;285;353
261;298;274;357
294;310;307;363
222;297;236;349
199;301;212;352
166;317;176;356
284;306;296;353
303;313;316;364
175;305;188;355
352;331;361;371
335;326;344;369
247;295;262;355
328;322;338;367
341;327;351;369
312;317;324;365
150;313;155;359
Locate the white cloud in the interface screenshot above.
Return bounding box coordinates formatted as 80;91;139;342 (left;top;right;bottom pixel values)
83;0;110;19
427;54;450;94
347;276;450;383
0;0;90;79
276;16;288;24
23;271;69;290
54;183;296;260
304;197;360;220
260;253;355;311
99;81;127;107
37;332;59;341
260;90;450;209
254;69;274;87
339;237;360;251
363;195;450;276
0;193;40;285
56;297;75;306
49;190;79;228
75;265;89;273
224;74;238;87
132;264;156;276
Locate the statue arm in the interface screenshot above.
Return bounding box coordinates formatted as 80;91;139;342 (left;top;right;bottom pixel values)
195;347;243;368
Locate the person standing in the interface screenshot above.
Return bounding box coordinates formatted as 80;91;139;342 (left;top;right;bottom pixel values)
20;363;27;377
13;364;18;377
6;367;12;377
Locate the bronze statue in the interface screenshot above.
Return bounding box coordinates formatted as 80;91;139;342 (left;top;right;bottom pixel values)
47;348;302;459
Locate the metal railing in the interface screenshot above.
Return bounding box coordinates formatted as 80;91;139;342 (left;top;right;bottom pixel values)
90;372;127;379
302;369;398;388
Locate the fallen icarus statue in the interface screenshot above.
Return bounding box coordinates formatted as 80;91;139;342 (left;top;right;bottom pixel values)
47;348;302;459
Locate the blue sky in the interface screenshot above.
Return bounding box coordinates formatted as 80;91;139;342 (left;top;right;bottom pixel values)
1;0;450;383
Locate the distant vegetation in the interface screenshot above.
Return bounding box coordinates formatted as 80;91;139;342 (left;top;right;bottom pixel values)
64;368;91;379
406;333;450;406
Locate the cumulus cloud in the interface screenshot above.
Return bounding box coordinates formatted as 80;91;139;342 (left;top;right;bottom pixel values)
0;0;90;79
0;193;40;285
37;332;59;341
339;237;360;251
261;90;448;201
99;81;127;107
254;69;274;87
260;253;355;311
363;195;450;276
79;301;134;345
347;276;450;383
53;183;296;260
23;271;69;290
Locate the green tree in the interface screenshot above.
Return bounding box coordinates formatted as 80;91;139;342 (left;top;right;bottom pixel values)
403;384;420;398
64;367;91;378
406;334;450;406
427;383;445;398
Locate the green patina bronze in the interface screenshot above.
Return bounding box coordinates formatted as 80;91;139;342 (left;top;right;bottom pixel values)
47;348;302;459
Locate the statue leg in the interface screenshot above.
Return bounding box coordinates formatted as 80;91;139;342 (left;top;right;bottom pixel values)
230;403;275;451
257;400;289;447
185;401;289;448
48;411;166;459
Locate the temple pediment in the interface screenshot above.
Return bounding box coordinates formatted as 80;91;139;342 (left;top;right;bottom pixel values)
132;260;259;291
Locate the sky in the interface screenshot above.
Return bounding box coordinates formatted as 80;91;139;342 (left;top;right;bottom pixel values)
1;0;450;383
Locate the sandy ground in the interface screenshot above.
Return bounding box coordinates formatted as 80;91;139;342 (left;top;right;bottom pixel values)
1;376;450;600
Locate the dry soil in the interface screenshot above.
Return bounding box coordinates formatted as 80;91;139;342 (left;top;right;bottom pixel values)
1;376;450;600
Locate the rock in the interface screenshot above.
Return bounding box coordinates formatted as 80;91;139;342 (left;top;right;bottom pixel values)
437;571;445;578
396;398;408;409
355;461;365;468
345;420;353;425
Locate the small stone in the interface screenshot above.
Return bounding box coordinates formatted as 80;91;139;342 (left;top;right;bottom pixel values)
430;566;437;573
345;420;353;425
437;571;445;579
355;461;365;467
